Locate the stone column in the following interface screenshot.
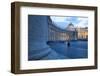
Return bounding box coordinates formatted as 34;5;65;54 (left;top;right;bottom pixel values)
28;15;66;60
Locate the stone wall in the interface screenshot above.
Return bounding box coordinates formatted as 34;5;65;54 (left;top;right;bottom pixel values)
28;15;67;60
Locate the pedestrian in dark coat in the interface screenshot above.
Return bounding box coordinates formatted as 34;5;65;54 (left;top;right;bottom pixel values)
67;41;70;47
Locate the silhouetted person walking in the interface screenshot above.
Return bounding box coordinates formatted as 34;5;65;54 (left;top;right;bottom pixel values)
67;41;70;47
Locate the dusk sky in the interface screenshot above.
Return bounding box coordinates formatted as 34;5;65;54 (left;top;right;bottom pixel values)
50;16;88;29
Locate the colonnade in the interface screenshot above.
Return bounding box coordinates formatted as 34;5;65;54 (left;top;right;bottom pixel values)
28;15;66;60
48;17;77;41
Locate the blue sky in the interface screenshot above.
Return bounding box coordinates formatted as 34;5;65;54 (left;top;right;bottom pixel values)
50;16;88;29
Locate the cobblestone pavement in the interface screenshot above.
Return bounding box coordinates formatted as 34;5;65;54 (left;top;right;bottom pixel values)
47;40;88;59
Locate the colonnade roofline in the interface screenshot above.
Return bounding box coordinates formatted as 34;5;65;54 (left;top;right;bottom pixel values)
48;16;76;33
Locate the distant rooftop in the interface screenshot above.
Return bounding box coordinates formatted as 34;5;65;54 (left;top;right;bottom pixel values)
66;23;75;31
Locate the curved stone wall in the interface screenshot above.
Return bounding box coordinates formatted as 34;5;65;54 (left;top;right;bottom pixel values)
28;15;67;60
48;17;77;41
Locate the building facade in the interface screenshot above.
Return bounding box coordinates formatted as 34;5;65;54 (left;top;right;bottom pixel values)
48;17;77;41
76;27;88;40
48;17;88;41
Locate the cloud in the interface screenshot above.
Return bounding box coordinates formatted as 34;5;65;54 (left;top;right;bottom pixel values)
50;16;88;29
66;16;73;20
66;17;73;24
76;17;88;27
50;16;66;22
